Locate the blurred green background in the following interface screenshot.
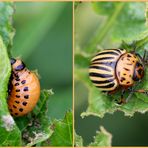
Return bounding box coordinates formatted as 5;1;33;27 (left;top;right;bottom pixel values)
12;2;72;119
75;2;148;146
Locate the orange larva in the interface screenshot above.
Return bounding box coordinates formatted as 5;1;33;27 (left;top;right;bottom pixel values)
8;58;40;117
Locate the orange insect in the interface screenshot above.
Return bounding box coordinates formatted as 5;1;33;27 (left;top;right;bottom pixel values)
8;58;40;117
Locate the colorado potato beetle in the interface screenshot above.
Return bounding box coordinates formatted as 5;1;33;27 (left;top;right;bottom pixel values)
8;58;40;117
89;48;146;103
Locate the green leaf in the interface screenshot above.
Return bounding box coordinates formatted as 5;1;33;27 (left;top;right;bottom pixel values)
74;131;83;147
89;126;112;146
75;126;112;146
75;2;148;53
0;2;15;50
15;89;53;146
0;36;21;146
49;111;73;146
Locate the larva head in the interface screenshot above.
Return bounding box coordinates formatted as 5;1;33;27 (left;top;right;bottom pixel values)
10;58;26;73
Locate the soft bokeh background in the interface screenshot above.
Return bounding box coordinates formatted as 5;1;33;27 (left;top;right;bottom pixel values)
12;2;72;119
75;2;148;146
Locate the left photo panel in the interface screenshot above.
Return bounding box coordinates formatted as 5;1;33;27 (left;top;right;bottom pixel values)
0;2;73;146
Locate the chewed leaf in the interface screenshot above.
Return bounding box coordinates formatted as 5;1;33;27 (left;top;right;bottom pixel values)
49;111;73;146
89;126;112;146
75;126;112;146
74;131;83;147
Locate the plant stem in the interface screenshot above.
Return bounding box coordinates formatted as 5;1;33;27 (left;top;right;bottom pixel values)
86;2;125;52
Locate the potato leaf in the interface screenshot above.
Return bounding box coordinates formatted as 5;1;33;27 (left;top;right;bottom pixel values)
49;111;73;146
75;126;112;146
0;2;15;50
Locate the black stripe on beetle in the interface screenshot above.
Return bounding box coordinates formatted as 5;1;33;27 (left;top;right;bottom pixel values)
91;61;116;69
92;57;114;62
91;78;115;84
107;49;123;54
95;51;119;56
96;83;115;88
89;72;113;78
89;65;111;72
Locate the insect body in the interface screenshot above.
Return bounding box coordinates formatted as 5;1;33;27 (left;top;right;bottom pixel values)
89;49;144;96
8;58;40;117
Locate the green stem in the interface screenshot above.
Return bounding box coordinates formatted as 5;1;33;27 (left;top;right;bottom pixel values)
86;2;125;52
136;35;148;48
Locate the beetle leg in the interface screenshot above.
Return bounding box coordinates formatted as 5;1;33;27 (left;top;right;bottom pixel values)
133;89;148;95
115;89;126;105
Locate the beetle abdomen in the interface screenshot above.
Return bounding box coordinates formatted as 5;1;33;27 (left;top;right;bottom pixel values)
89;49;126;92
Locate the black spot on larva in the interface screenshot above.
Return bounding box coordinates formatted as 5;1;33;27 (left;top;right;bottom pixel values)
14;74;19;78
10;58;16;65
23;87;28;91
21;80;26;84
15;113;18;116
15;83;19;86
16;95;20;98
13;105;17;108
24;95;29;99
127;54;131;57
16;89;20;92
9;109;13;112
15;78;20;81
19;108;23;112
22;102;27;106
15;101;20;104
15;63;25;71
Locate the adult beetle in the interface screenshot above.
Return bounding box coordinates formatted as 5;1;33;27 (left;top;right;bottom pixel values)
89;48;147;103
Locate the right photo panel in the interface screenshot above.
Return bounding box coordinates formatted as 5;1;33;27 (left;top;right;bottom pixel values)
74;2;148;146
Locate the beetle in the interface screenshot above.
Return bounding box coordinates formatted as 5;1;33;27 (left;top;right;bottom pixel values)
89;48;147;103
8;58;40;117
